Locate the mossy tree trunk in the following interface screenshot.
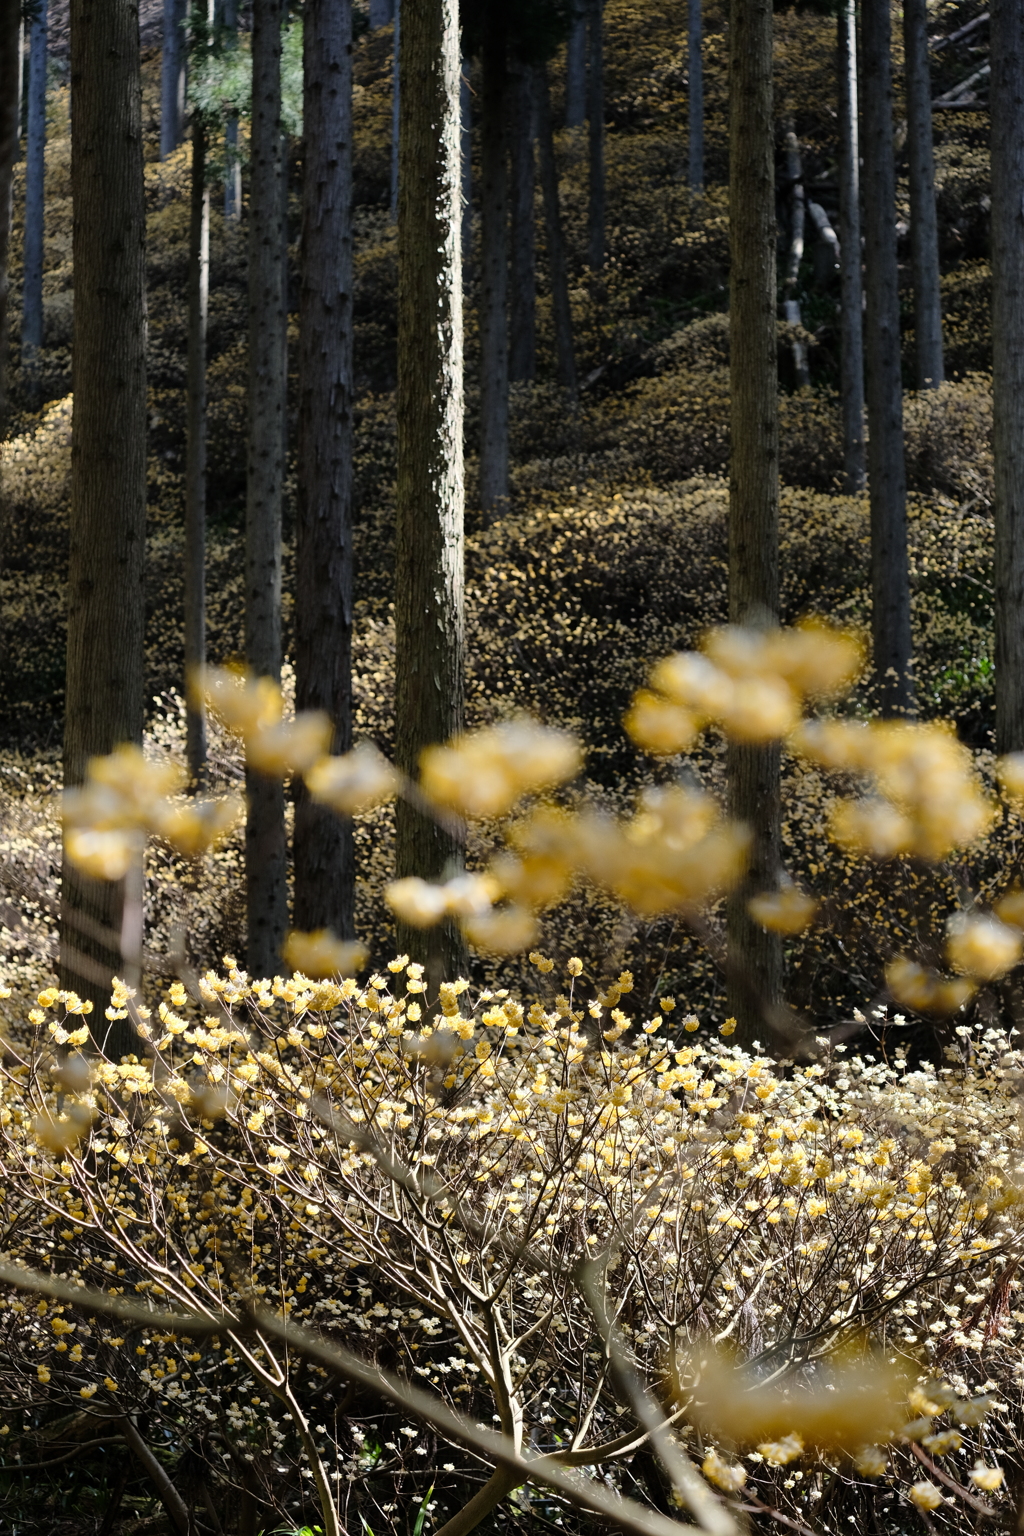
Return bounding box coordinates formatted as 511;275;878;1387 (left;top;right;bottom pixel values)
862;0;913;715
245;0;288;978
62;0;148;1055
294;0;356;938
992;0;1024;753
726;0;782;1049
394;0;466;982
904;0;944;388
837;0;865;492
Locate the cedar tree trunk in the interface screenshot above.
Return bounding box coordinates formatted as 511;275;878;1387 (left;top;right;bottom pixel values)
537;63;577;397
479;4;509;518
587;0;604;269
862;0;914;713
508;58;536;384
837;0;865;491
726;0;782;1047
294;0;355;937
62;0;148;1053
394;0;466;980
245;0;288;977
904;0;944;387
185;114;209;783
21;0;47;388
688;0;703;191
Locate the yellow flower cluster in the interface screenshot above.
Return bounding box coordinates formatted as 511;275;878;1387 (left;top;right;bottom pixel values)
625;620;862;755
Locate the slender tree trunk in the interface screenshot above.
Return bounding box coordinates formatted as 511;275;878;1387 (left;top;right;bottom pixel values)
223;0;241;221
508;60;536;385
862;0;914;714
245;0;288;978
837;0;865;491
688;0;703;191
0;0;21;437
369;0;392;26
565;1;586;127
294;0;355;937
185;115;209;783
587;0;604;270
479;6;509;519
726;0;782;1048
62;0;147;1052
389;7;399;221
21;0;47;392
160;0;186;160
536;63;577;398
781;128;810;389
394;0;466;981
903;0;944;388
461;54;472;274
992;0;1024;753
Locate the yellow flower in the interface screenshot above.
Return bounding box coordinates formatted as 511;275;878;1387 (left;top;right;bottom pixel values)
281;930;367;980
946;912;1022;980
748;885;817;935
701;1448;746;1492
969;1462;1004;1492
420;718;581;819
64;828;138;882
305;741;400;814
756;1433;803;1466
909;1481;944;1512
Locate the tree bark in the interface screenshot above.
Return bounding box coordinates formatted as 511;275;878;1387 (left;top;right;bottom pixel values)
461;54;472;275
862;0;914;715
369;0;393;26
992;0;1024;753
837;0;865;492
21;0;47;391
394;0;466;981
62;0;148;1051
508;59;536;385
0;0;21;437
726;0;782;1049
479;4;509;518
587;0;604;270
390;7;399;221
781;128;810;389
185;115;209;784
222;0;241;220
160;0;187;160
294;0;355;937
536;63;577;398
903;0;944;388
565;1;586;127
688;0;703;191
245;0;288;978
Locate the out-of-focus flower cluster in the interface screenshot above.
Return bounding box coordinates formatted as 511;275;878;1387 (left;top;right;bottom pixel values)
63;743;243;880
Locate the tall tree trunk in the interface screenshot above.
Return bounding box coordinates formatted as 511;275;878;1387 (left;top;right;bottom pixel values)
508;59;536;385
587;0;604;270
222;0;241;221
726;0;782;1049
837;0;865;492
394;0;466;981
565;1;586;127
245;0;288;978
185;115;209;784
688;0;703;191
479;5;509;519
21;0;47;392
536;63;577;398
390;7;399;221
294;0;355;937
903;0;944;388
862;0;914;714
781;128;810;389
461;54;472;274
992;0;1024;753
369;0;393;26
160;0;186;160
62;0;147;1053
0;0;20;437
